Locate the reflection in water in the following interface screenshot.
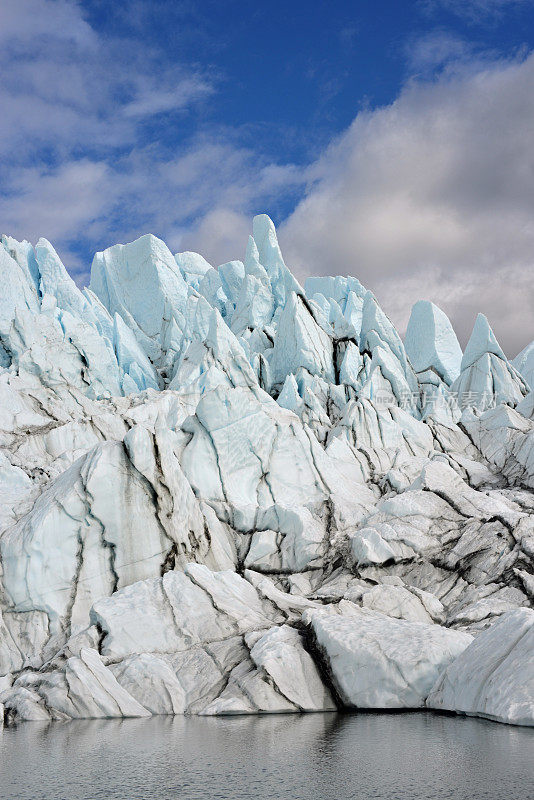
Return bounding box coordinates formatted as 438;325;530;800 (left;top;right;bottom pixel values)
0;712;533;800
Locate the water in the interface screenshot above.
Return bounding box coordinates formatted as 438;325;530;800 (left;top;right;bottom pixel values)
0;712;532;800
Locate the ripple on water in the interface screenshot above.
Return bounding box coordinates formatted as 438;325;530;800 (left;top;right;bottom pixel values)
0;712;533;800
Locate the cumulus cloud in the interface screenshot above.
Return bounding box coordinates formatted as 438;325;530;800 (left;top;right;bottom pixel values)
2;1;533;356
0;0;301;281
0;0;95;46
0;139;302;284
181;209;253;265
280;53;534;354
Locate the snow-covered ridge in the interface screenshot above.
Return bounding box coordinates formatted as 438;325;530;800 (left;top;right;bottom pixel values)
0;215;532;727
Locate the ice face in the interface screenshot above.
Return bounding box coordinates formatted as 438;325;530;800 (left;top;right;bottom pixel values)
405;300;462;385
451;313;528;411
513;340;534;390
0;214;533;728
462;313;507;369
90;234;190;363
174;251;212;290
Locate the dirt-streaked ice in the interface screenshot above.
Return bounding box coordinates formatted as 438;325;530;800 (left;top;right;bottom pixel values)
0;216;532;727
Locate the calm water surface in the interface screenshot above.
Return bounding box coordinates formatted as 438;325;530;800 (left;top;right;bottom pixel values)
0;712;532;800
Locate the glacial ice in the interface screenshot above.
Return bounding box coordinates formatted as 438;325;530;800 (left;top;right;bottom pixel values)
405;300;462;385
427;608;534;726
452;313;529;410
0;215;532;727
513;340;534;391
306;602;472;708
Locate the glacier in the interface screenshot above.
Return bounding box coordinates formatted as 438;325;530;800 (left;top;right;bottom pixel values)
0;215;532;727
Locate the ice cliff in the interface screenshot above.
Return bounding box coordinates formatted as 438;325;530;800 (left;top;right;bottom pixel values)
0;216;532;727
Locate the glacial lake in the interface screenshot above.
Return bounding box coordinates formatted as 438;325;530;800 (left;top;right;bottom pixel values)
0;712;532;800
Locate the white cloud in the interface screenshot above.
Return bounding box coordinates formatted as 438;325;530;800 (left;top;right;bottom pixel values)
122;78;214;118
0;0;215;172
0;0;95;47
0;160;110;239
0;136;302;281
280;53;534;355
406;31;475;71
0;160;114;281
2;1;533;356
0;0;302;281
180;208;253;265
422;0;533;22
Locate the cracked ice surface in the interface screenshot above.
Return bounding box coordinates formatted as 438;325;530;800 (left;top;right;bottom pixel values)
0;217;532;727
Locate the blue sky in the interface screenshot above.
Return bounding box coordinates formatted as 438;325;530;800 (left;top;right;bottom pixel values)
1;0;534;352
